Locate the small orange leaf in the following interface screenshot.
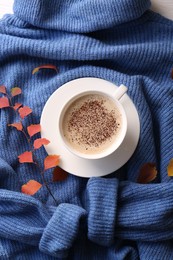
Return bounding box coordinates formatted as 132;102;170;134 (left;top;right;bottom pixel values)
11;87;22;97
27;124;41;137
18;106;32;119
21;180;42;195
13;103;22;111
0;85;7;94
137;163;157;184
44;155;60;170
8;122;23;131
0;97;10;108
34;138;50;149
53;167;69;182
32;64;58;75
18;151;33;163
167;159;173;176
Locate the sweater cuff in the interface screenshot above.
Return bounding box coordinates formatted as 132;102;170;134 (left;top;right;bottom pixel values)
39;203;87;258
86;177;119;246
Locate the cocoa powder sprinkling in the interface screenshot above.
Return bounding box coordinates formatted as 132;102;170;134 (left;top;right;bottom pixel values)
66;96;120;150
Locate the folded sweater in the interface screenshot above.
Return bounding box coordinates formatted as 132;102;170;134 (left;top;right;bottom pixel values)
0;0;173;259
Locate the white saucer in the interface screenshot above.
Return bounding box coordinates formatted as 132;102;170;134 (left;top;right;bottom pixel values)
40;77;140;177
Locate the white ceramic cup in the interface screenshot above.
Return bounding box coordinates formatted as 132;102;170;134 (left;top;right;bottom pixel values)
58;84;127;160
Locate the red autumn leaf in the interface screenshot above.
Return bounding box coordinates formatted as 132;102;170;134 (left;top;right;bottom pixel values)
18;151;33;163
32;64;58;75
21;180;42;195
27;124;41;137
44;155;60;170
0;97;10;109
13;103;22;111
18;106;32;119
11;87;22;97
0;85;7;94
167;159;173;176
34;138;50;149
8;122;23;131
53;166;69;182
137;163;157;184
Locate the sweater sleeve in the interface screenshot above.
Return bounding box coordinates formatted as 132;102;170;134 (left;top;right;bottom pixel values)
1;176;173;258
87;177;173;245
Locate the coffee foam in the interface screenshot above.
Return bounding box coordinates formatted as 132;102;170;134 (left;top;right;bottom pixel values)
62;93;122;154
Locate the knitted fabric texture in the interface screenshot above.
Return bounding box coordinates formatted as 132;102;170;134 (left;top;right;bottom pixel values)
0;0;173;259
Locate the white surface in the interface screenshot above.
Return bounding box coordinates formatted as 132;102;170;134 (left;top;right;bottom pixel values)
40;78;140;178
0;1;173;20
0;1;14;18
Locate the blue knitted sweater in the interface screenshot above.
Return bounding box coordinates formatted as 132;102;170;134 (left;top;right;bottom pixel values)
1;0;173;259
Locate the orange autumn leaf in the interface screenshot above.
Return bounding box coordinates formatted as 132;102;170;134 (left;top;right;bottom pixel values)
0;97;10;108
27;124;41;137
8;122;23;131
167;159;173;176
13;103;22;111
11;87;22;97
32;64;58;75
34;138;50;149
0;85;7;94
21;180;42;195
44;155;60;170
53;166;69;182
18;151;33;163
18;106;32;119
137;163;157;184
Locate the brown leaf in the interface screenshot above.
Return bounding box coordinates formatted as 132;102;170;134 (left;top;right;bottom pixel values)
32;64;58;75
53;166;69;182
0;85;7;94
0;97;10;109
18;151;33;163
27;124;41;137
13;103;22;111
137;163;157;184
34;138;50;149
11;87;22;97
44;155;60;171
8;122;23;131
21;180;42;195
18;106;32;119
171;69;173;79
167;159;173;176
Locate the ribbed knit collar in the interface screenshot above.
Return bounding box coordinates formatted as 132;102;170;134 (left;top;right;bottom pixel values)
13;0;151;32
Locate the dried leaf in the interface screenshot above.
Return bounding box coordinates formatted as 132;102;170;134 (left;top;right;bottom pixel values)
18;151;33;163
0;97;10;109
27;124;41;137
11;87;22;97
53;166;69;182
171;69;173;79
8;122;23;131
0;85;7;94
18;106;32;119
21;180;42;195
13;103;22;111
32;64;58;75
34;138;50;150
44;155;60;170
137;163;157;184
167;159;173;176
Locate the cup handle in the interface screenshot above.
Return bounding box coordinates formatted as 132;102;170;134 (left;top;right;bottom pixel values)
113;84;128;100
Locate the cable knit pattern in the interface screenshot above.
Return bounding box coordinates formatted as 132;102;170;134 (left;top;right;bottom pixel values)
1;0;173;259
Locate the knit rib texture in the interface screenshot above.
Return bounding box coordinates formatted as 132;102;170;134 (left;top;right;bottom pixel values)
0;0;173;259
